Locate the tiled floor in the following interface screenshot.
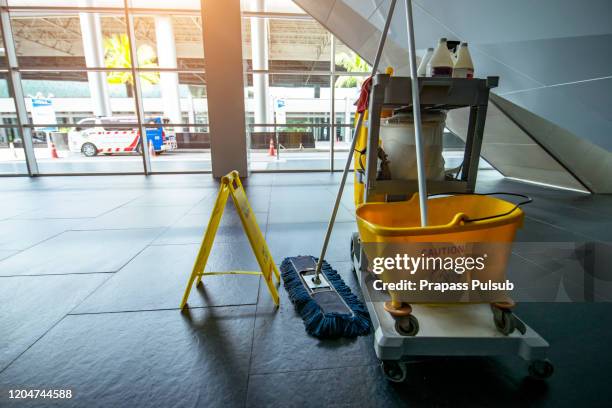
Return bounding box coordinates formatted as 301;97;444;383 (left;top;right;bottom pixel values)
0;171;611;407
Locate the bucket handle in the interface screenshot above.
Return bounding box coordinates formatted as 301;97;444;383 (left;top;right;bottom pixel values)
428;192;533;223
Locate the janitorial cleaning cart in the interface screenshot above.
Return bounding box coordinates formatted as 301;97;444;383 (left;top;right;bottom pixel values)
295;0;552;383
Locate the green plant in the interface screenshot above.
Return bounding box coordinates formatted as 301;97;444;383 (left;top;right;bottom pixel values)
104;34;159;86
335;52;370;88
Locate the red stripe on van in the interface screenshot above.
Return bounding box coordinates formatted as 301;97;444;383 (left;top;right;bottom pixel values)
124;134;140;152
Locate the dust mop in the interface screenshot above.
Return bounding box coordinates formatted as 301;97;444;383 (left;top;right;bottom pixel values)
280;0;399;339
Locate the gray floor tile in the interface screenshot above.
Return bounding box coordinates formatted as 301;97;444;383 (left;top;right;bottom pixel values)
246;357;534;408
0;249;18;261
10;193;140;219
75;205;191;230
565;194;612;218
521;198;611;241
515;217;586;242
251;261;377;374
0;274;109;372
243;186;273;213
123;188;213;207
241;173;274;186
513;218;593;276
154;208;268;245
12;204;116;220
0;307;255;408
0;206;29;221
328;184;358;214
0;218;85;251
266;222;357;264
272;172;355;187
74;243;261;313
2;171;612;407
187;186;272;215
506;252;559;300
476;171;585;201
0;229;162;276
268;186;354;224
513;303;612;407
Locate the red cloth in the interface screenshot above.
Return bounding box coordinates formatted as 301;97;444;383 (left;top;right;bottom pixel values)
355;76;373;113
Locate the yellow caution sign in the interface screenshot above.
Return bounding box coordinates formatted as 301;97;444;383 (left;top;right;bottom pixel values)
180;171;280;309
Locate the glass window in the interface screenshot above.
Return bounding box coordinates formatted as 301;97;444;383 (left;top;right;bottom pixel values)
1;0;370;175
17;70;142;174
143;70;211;173
139;71;207;126
242;17;331;72
0;127;29;175
240;3;371;171
245;73;331;171
8;1;124;6
131;14;204;63
240;0;307;14
20;71;136;125
332;74;365;171
0;29;7;68
1;1;209;175
334;36;371;74
10;11;128;70
0;73;17;123
127;0;200;11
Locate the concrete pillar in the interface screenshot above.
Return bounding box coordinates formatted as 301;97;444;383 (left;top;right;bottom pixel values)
79;12;112;117
154;16;183;130
250;0;271;128
203;0;248;177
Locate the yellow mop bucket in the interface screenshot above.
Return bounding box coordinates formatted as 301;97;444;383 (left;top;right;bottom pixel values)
356;193;529;243
356;193;531;304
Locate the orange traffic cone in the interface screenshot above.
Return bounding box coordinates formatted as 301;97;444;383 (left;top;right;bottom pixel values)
49;142;59;159
268;138;276;156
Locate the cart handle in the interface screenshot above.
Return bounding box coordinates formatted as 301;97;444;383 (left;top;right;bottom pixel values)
428;192;533;223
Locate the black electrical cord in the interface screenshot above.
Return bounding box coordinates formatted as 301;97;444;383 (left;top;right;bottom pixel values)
427;192;533;223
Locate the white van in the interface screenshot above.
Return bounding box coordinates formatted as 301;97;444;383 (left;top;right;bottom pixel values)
68;116;177;157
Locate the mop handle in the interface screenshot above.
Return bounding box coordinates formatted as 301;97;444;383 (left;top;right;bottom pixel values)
314;0;398;281
314;113;364;279
404;0;428;227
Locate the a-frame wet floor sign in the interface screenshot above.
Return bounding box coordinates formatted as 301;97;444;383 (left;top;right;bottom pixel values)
180;171;280;309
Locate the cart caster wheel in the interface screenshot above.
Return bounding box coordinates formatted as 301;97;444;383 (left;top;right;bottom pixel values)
528;359;554;380
395;314;419;336
381;360;407;383
492;308;527;336
493;308;514;335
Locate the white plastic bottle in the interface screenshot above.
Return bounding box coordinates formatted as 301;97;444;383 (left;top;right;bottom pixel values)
417;48;433;77
453;42;474;79
428;38;454;77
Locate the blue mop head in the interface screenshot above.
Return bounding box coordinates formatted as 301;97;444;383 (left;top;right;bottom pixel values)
281;256;371;339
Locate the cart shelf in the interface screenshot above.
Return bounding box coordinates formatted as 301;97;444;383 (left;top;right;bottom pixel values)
378;75;498;110
363;74;498;199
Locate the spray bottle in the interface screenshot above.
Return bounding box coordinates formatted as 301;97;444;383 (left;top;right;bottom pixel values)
428;38;454;77
453;42;474;78
417;48;433;77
